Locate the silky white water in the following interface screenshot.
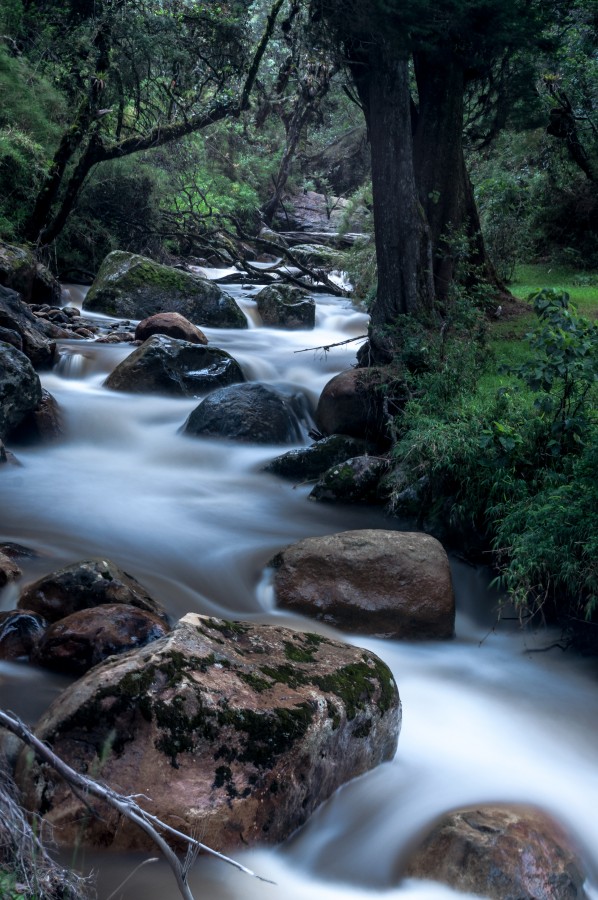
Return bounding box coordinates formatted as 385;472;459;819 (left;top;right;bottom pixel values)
1;281;597;899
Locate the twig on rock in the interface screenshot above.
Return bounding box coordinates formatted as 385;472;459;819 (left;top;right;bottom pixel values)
0;709;274;900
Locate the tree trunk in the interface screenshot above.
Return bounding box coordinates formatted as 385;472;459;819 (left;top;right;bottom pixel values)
413;49;502;303
352;47;435;364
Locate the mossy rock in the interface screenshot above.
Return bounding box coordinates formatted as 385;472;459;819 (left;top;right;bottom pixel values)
309;455;387;504
15;613;400;853
0;342;42;441
264;434;376;481
255;283;316;330
0;241;61;305
84;251;247;328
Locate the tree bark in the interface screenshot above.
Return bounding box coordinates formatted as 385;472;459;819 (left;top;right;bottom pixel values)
351;46;435;363
413;49;502;303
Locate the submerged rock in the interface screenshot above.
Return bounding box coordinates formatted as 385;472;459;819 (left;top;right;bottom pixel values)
15;613;400;852
404;806;586;899
0;342;42;441
270;530;455;640
183;382;305;444
255;284;316;330
104;335;244;397
18;558;169;625
32;603;170;675
84;251;247;328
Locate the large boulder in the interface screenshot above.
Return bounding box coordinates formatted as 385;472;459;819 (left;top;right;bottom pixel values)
84;251;247;329
0;342;42;441
183;382;305;444
264;434;375;481
270;530;455;640
302;126;370;196
134;312;208;345
18;558;169;625
32;604;170;676
315;367;401;444
404;806;585;899
0;241;61;305
104;335;245;397
0;285;63;368
15;613;401;852
255;284;316;330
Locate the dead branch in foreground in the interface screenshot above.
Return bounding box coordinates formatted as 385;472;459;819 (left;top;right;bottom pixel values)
0;710;272;900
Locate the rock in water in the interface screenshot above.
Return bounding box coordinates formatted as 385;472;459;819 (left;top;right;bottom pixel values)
83;251;247;328
15;614;401;852
403;806;586;899
0;342;42;441
134;312;208;345
18;558;169;624
270;529;455;640
183;382;305;444
255;284;316;330
104;335;244;397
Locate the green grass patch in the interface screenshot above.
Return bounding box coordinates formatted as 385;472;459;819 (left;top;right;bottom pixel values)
511;264;598;316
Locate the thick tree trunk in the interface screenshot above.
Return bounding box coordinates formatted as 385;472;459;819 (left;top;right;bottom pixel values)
413;49;502;302
352;48;435;364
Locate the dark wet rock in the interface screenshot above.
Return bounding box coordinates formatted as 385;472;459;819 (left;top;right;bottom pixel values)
404;806;586;899
270;530;455;640
10;388;63;442
0;241;61;305
0;326;23;351
302;126;370;196
264;434;375;481
18;558;169;625
0;542;39;560
0;285;62;368
84;251;247;329
135;312;208;345
184;382;305;444
315;367;401;444
95;331;136;344
105;335;244;397
0;551;21;587
15;613;400;852
0;610;47;660
309;455;387;503
255;284;316;330
0;342;42;441
32;604;170;676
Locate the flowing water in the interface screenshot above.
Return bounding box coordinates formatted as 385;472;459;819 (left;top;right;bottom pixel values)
1;280;598;900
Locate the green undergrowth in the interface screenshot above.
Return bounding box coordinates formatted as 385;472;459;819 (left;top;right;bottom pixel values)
386;275;598;643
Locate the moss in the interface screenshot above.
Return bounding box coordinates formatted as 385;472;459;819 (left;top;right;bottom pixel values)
313;656;396;721
259;663;308;690
153;693;216;768
283;639;316;663
238;671;273;692
352;718;372;738
216;703;314;769
206;618;250;638
326;700;341;730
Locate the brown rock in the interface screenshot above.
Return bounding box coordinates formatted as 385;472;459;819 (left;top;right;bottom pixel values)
270;530;455;640
315;367;402;444
404;806;586;899
0;551;21;586
135;312;208;345
32;604;170;675
18;558;169;624
16;613;400;852
0;610;47;660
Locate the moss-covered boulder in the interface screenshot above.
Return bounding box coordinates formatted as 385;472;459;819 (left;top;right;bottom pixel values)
270;530;455;640
104;335;245;397
288;244;346;271
84;251;247;329
0;241;61;305
264;434;375;481
0;342;42;441
15;613;400;852
255;284;316;330
309;455;387;503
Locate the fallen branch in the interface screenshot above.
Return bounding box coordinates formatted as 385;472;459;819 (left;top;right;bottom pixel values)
294;334;368;353
0;710;273;900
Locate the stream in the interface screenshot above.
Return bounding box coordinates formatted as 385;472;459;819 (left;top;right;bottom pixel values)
1;279;598;899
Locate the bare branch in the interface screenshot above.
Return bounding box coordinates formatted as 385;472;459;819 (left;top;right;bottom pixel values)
0;710;273;900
